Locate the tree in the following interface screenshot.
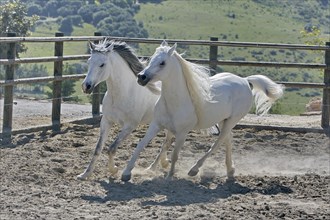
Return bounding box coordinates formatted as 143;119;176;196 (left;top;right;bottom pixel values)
0;0;39;58
0;0;38;86
59;17;73;35
27;3;42;16
78;5;98;23
43;0;59;17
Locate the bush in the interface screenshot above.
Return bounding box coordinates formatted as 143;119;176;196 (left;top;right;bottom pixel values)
93;10;109;26
78;5;97;23
27;4;42;16
57;6;75;17
59;17;73;35
70;15;83;27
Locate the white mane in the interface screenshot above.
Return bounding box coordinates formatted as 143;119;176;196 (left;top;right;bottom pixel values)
173;52;214;123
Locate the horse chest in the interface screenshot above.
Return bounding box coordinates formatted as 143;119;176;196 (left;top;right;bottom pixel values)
154;98;197;133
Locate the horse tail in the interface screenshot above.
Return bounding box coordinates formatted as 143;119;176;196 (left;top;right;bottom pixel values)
246;75;284;115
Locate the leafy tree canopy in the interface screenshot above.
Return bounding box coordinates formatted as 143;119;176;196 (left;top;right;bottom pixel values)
0;0;39;57
21;0;148;38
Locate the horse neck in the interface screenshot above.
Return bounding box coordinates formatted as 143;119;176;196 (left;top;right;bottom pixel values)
105;53;137;95
161;59;196;114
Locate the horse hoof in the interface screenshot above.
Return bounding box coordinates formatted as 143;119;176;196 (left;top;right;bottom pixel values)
121;174;131;182
188;169;199;177
226;176;235;183
77;174;88;180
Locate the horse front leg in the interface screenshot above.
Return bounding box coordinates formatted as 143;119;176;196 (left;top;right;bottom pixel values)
77;117;111;180
147;130;174;171
106;125;136;176
121;122;161;182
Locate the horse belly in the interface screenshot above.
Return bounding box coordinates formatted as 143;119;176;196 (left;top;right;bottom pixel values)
196;84;253;129
195;102;232;129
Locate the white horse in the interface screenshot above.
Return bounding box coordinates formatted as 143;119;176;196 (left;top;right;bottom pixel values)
121;41;284;181
77;40;174;180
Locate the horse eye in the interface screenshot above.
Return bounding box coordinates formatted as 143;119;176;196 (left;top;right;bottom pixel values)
160;61;165;66
100;63;105;68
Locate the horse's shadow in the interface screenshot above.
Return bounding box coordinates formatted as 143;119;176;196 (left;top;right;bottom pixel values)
81;176;292;206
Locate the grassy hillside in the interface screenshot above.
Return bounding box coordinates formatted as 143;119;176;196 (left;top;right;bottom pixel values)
134;0;328;115
19;0;328;115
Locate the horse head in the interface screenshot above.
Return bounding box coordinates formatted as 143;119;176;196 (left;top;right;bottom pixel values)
137;40;177;86
82;40;114;94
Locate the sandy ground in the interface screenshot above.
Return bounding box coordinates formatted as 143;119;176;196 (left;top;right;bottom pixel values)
0;104;329;219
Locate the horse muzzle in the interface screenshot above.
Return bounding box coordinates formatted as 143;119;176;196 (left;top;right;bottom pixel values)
82;82;94;94
137;73;150;86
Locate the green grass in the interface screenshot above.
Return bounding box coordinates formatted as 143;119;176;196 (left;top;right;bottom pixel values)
133;0;327;115
18;1;328;115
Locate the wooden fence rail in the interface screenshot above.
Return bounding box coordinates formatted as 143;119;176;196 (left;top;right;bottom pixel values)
1;33;329;143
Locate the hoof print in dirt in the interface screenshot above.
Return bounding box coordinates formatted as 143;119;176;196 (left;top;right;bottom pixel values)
53;167;66;174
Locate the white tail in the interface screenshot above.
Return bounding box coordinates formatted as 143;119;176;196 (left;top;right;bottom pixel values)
246;75;284;115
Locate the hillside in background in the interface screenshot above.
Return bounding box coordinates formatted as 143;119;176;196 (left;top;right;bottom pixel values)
133;0;329;115
17;0;330;115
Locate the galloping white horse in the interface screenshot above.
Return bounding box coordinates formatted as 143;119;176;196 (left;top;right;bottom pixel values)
121;41;284;181
77;40;174;180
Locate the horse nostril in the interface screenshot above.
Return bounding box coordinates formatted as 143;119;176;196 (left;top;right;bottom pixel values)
86;84;92;90
139;74;147;81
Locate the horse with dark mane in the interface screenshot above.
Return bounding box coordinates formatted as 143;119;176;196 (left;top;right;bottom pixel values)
77;39;174;180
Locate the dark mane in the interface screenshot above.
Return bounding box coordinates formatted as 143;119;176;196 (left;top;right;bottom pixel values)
92;40;145;76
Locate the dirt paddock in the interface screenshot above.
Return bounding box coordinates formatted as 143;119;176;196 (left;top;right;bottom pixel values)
0;118;329;219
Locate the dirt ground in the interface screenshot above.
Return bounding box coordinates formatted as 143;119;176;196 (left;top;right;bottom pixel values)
0;117;329;219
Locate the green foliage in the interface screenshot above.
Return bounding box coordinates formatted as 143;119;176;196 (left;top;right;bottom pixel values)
16;64;48;79
46;63;86;102
22;0;148;38
300;26;327;47
14;64;49;96
59;17;73;35
0;0;39;57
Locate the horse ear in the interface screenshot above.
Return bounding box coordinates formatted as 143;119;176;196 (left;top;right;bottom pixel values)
168;43;177;55
89;41;95;51
161;40;168;47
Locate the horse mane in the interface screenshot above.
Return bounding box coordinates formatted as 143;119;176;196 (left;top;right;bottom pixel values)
173;52;213;121
92;40;145;76
91;39;160;95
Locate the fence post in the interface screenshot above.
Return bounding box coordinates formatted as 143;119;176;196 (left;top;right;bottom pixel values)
2;32;16;144
52;32;64;131
209;37;218;76
92;32;102;117
321;42;330;135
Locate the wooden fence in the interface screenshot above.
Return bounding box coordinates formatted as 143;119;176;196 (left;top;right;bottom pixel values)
0;32;329;143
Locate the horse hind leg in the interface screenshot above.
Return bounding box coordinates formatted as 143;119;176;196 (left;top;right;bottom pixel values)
147;130;174;171
166;132;188;180
188;119;236;180
224;132;235;180
77;118;111;180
